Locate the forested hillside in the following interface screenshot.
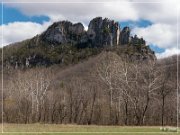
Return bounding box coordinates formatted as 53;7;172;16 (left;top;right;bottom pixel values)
0;17;178;126
1;53;178;126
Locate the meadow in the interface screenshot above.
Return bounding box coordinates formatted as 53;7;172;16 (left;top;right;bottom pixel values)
0;124;178;135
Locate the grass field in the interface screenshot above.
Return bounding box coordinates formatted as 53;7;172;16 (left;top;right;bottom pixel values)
0;124;178;135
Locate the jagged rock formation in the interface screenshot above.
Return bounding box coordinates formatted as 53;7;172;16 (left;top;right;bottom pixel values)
3;17;155;69
120;26;130;45
41;21;85;44
41;17;146;47
87;17;120;47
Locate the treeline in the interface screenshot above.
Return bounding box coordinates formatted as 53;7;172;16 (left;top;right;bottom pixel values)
2;52;178;126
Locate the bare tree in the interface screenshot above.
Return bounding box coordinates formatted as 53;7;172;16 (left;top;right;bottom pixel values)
5;68;52;123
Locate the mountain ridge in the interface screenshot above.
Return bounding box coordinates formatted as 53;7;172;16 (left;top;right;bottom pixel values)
2;17;155;69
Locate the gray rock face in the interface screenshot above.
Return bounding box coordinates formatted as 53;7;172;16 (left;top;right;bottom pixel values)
87;17;120;47
42;17;121;47
120;26;131;45
42;21;85;44
70;23;84;35
41;17;147;48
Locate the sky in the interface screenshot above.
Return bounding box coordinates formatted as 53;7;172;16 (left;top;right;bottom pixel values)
0;0;180;59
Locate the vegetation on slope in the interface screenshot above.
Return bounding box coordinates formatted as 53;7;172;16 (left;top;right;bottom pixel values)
2;52;178;126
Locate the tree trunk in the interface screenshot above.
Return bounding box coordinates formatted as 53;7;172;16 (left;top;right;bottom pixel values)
162;96;165;127
88;89;96;125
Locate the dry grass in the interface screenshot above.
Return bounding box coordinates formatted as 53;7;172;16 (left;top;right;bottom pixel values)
0;124;178;135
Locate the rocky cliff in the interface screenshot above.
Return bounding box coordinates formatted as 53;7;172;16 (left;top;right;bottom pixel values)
87;17;120;47
41;17;147;48
3;17;155;69
41;21;85;44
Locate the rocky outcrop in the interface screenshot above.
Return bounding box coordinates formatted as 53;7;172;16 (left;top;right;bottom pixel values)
120;26;131;45
3;17;156;69
42;17;122;47
41;21;85;44
87;17;120;47
41;17;148;48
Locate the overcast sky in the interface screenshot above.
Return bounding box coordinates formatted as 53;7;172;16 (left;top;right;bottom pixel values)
0;0;180;58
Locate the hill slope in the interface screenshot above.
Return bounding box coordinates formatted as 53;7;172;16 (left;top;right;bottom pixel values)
2;51;177;125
